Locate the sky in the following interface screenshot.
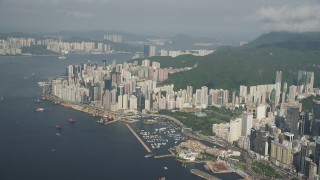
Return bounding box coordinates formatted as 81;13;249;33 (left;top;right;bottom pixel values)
0;0;320;41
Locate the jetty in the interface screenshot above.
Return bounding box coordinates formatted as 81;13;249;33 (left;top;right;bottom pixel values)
154;154;175;159
190;169;221;180
126;123;152;153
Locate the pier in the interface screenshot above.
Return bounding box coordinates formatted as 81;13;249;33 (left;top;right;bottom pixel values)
190;169;221;180
126;123;152;153
154;154;175;159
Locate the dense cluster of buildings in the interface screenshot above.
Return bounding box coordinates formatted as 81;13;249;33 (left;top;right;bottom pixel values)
0;36;113;55
46;40;111;54
48;57;320;179
160;49;214;57
213;70;320;179
50;59;232;114
0;37;36;55
103;34;123;43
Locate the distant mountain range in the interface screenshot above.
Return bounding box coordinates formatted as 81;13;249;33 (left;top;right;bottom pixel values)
149;31;320;91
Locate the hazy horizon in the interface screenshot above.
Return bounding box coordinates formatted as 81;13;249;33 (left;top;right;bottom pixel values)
1;0;320;42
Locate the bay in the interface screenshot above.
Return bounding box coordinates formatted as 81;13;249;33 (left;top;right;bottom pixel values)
0;54;241;180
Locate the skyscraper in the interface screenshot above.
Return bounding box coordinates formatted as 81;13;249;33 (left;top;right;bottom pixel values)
144;44;150;58
276;71;282;84
241;113;253;137
286;106;300;139
149;45;156;57
312;103;320;137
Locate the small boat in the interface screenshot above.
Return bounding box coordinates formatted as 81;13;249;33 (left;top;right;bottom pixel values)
145;154;153;158
0;97;4;102
98;119;106;124
53;100;60;105
58;56;66;60
35;107;45;112
55;124;63;130
163;167;168;170
33;98;40;103
68;118;76;124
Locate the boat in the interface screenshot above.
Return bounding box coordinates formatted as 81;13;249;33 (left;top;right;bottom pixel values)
98;119;107;124
55;124;63;130
38;81;49;87
58;55;66;60
144;119;156;125
53;100;60;105
163;167;168;170
0;97;4;102
68;118;76;124
33;97;40;103
35;107;45;112
144;154;153;158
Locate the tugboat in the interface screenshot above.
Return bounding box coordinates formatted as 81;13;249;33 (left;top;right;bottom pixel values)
55;124;63;130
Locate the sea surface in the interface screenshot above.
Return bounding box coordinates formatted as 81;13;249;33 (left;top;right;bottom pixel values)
0;54;242;180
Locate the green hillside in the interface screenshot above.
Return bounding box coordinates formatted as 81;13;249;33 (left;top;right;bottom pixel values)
132;55;201;69
147;32;320;91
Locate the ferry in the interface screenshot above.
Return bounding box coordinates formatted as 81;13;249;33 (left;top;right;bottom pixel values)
35;107;45;112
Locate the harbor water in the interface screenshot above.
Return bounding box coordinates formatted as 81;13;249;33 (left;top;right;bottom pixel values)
0;54;241;180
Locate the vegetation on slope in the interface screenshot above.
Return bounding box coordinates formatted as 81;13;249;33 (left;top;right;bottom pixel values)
151;32;320;91
132;54;201;69
300;95;320;111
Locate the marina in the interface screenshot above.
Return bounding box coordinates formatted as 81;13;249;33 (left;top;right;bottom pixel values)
126;123;152;153
135;118;186;154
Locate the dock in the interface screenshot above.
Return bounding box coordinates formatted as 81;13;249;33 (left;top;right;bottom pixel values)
126;123;152;153
154;154;175;159
190;169;221;180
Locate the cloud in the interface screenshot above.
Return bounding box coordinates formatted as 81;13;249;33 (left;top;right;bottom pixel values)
67;11;95;18
256;5;320;32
